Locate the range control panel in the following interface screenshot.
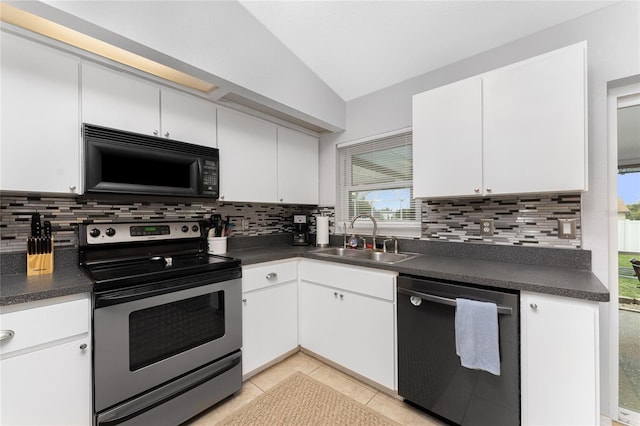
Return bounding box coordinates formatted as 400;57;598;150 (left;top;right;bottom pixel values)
84;221;201;245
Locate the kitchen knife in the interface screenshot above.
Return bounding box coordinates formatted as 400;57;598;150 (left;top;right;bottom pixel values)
30;213;41;238
43;221;52;253
43;221;52;238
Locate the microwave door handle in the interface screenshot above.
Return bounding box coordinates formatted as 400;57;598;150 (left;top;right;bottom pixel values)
196;158;203;195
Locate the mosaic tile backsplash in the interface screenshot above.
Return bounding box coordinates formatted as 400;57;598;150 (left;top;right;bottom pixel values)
0;193;318;253
0;192;581;253
422;193;581;248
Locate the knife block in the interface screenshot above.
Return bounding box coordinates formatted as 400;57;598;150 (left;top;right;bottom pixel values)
26;237;54;276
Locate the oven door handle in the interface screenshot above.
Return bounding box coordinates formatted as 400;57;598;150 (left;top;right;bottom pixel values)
398;287;513;315
97;351;241;426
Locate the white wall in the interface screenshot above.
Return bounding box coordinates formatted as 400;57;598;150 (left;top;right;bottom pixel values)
319;1;640;416
11;0;346;132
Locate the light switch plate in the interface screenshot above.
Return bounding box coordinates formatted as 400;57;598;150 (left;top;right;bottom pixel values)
558;218;576;239
480;219;494;236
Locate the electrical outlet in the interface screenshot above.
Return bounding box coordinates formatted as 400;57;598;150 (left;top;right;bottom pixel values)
557;218;576;239
242;219;250;231
480;218;494;236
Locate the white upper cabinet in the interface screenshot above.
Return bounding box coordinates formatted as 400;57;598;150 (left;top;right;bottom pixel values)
217;108;278;203
277;127;319;204
413;77;483;198
82;61;159;135
160;88;217;147
0;32;81;194
82;61;216;147
217;107;319;205
413;42;587;198
483;43;586;195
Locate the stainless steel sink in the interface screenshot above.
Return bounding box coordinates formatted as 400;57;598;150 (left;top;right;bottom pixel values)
310;247;416;264
311;247;365;258
355;251;415;263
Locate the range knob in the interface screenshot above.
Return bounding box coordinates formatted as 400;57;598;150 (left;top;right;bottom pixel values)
191;225;199;233
181;225;189;233
89;228;101;238
105;227;116;237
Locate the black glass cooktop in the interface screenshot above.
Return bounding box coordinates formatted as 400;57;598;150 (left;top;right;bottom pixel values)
86;253;240;289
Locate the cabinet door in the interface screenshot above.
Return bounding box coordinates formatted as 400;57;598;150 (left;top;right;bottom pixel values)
242;282;298;376
412;77;483;198
299;281;395;389
277;127;319;204
161;89;217;147
0;338;92;426
483;43;586;195
82;61;160;136
299;281;343;361
520;292;598;425
0;33;80;194
217;108;278;202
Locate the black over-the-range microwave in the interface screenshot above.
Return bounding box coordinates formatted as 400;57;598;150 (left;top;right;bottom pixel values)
83;124;219;199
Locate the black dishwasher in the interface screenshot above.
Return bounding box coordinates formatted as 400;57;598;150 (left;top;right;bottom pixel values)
397;275;520;426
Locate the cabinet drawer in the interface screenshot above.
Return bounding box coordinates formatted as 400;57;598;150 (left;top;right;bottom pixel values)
299;259;396;301
0;298;89;356
243;260;298;293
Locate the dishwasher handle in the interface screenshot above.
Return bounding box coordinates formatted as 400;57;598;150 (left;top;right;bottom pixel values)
398;287;513;315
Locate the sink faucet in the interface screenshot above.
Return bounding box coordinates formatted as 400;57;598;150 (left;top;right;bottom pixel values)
350;214;377;250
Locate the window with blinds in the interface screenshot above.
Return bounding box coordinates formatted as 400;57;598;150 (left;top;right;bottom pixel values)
336;130;420;237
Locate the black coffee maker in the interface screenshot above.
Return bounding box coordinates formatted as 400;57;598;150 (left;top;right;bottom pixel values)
293;213;309;246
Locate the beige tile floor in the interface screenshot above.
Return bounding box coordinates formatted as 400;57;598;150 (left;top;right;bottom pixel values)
184;351;447;426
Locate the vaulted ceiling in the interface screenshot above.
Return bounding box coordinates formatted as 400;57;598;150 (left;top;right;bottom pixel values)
239;1;619;101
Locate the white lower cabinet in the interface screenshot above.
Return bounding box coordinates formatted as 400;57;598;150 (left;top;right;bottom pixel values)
242;260;299;377
520;291;599;426
0;295;92;425
299;259;397;390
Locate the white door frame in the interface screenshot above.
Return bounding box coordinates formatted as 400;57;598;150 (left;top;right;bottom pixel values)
607;80;640;424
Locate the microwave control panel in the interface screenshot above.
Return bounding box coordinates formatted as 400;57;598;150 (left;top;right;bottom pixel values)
200;159;218;197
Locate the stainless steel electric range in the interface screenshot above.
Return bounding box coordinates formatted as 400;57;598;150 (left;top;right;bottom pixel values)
79;221;242;426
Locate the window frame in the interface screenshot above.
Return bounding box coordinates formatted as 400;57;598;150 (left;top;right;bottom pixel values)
336;129;420;239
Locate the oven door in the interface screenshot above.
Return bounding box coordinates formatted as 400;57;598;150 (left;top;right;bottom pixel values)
93;272;241;413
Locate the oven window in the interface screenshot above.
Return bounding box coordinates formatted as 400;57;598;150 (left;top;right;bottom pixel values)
128;291;225;371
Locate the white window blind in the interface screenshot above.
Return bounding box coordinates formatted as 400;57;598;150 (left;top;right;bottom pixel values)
336;130;420;238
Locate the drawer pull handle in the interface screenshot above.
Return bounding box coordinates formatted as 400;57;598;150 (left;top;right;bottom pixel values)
0;330;15;341
410;296;422;307
79;343;88;351
530;303;538;310
265;273;277;281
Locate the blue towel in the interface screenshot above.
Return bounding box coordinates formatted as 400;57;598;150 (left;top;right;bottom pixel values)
455;298;501;376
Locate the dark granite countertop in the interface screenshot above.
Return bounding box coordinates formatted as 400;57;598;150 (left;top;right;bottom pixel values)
226;235;609;302
0;234;609;306
1;248;93;306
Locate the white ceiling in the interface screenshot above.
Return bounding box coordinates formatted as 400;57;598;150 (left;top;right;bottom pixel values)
239;0;619;101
